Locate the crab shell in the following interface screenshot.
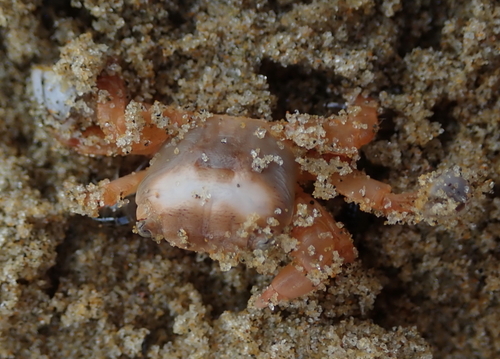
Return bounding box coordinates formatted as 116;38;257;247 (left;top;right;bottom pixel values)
135;116;297;254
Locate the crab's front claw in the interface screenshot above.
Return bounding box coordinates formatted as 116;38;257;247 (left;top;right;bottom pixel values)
32;64;191;156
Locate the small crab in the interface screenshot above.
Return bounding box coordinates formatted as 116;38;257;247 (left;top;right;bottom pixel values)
32;65;470;308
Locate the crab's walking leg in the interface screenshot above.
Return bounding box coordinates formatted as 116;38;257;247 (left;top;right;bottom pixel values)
255;191;356;308
77;169;147;217
331;170;417;214
98;170;148;207
283;96;379;155
324;96;379;150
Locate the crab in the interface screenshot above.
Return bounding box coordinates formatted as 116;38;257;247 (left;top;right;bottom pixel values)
32;64;470;308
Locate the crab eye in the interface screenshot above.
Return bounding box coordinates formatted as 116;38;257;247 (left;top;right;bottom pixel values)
247;233;271;250
136;220;152;238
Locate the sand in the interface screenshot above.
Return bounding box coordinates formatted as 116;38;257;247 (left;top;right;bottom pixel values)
0;0;498;358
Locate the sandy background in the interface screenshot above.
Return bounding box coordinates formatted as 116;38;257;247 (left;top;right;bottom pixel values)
0;0;499;358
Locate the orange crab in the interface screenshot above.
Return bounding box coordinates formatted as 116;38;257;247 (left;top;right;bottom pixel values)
32;65;465;308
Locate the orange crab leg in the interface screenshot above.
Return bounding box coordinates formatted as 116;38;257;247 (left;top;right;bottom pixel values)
68;74;195;156
331;170;417;214
99;170;148;207
54;125;119;156
95;75;168;155
283;96;379;156
324;96;379;150
256;190;355;308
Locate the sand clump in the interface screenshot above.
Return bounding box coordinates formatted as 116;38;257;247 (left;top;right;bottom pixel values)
0;0;498;358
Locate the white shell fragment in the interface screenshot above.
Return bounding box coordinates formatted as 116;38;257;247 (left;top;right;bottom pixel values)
31;65;77;120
